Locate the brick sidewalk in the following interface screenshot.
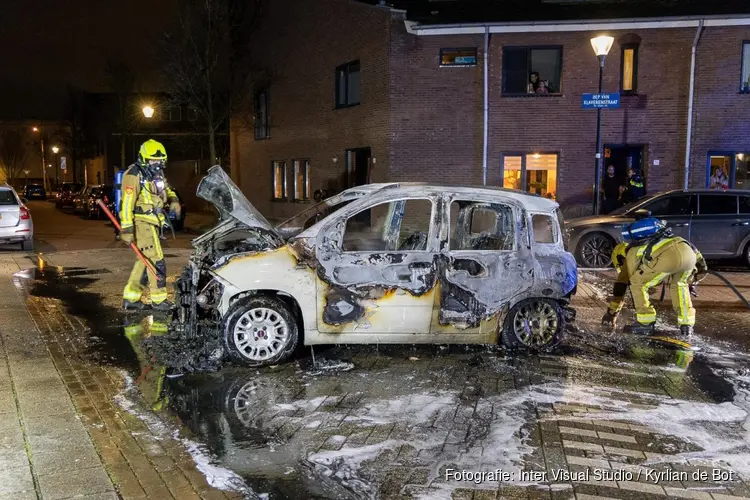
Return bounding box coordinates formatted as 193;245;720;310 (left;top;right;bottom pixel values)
0;252;246;500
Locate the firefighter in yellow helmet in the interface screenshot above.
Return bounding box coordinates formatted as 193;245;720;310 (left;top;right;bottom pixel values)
120;139;181;311
621;217;708;336
601;242;629;328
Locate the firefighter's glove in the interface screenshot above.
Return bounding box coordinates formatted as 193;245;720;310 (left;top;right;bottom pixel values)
169;201;181;219
120;227;134;245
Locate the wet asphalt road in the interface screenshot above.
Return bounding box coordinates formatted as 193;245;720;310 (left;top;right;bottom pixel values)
5;206;750;499
10;247;750;500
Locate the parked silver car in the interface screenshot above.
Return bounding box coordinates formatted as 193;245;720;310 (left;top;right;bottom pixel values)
566;189;750;268
0;184;34;251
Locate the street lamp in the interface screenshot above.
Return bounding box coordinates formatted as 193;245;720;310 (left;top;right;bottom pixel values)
142;106;155;118
590;35;614;216
51;146;60;188
32;126;49;192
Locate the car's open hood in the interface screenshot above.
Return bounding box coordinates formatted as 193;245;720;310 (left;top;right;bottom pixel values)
197;166;280;237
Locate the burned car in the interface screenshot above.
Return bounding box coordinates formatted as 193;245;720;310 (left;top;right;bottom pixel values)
172;166;577;367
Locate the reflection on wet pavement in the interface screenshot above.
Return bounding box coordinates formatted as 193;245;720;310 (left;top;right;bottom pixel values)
14;257;750;500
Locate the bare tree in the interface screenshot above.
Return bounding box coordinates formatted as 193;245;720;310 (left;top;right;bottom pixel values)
0;129;30;186
161;0;264;166
104;59;137;170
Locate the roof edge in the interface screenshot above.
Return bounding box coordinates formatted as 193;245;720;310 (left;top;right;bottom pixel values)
405;13;750;35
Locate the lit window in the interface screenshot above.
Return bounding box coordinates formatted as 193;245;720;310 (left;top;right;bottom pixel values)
621;44;639;93
742;42;750;93
293;160;310;201
440;48;477;67
525;154;557;199
272;161;287;200
503;156;522;190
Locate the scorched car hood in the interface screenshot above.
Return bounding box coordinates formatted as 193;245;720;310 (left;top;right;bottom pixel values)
197;165;281;236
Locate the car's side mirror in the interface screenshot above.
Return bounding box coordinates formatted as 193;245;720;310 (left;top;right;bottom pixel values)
633;209;651;220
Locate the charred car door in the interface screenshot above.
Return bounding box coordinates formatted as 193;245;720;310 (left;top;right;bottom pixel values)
314;197;438;334
433;196;534;332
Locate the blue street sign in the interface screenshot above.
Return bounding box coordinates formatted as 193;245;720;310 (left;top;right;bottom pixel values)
582;93;621;109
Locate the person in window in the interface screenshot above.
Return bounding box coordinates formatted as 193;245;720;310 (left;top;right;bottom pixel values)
602;164;621;214
620;168;645;204
709;166;729;190
527;72;550;94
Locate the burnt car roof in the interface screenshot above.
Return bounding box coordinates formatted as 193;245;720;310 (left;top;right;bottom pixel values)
374;183;560;211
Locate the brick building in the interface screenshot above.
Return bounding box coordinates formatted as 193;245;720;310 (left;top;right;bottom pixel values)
230;0;750;220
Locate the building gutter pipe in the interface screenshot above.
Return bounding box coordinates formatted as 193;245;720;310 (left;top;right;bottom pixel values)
482;25;489;186
684;19;704;190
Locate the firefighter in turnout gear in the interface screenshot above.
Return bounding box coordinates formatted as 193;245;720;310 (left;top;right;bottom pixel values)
120;139;181;311
621;217;708;336
601;242;629;328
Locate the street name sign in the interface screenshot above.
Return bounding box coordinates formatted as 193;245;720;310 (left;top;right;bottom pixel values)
582;93;620;109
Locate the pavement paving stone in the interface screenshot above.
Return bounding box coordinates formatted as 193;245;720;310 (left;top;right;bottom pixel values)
0;465;35;496
37;465;114;500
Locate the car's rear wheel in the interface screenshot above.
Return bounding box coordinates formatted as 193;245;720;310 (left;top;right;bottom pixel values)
501;298;565;351
576;232;615;268
743;242;750;270
223;295;299;367
21;239;34;252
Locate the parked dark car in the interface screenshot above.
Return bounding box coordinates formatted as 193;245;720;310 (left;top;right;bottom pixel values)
22;184;46;200
56;182;82;209
566;189;750;268
85;185;115;219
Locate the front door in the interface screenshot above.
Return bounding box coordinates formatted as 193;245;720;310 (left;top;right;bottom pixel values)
315;197;437;334
432;196;533;333
604;144;645;189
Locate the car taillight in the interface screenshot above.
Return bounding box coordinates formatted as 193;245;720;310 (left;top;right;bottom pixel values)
19;207;30;220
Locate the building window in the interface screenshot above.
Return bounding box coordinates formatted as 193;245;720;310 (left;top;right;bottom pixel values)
502;47;562;95
742;42;750;93
187;107;198;121
501;153;558;199
707;152;750;190
159;106;182;122
335;60;360;108
620;44;639;93
254;88;270;139
293;160;310;201
272;161;287;200
440;48;477;67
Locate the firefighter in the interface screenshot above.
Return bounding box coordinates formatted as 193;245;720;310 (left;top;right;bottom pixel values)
621;217;708;336
123;315;170;411
601;242;629;328
120;139;181;311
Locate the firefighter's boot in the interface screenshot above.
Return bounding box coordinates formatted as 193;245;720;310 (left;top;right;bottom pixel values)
624;322;655;336
601;311;618;329
122;299;147;312
151;300;174;312
679;325;694;337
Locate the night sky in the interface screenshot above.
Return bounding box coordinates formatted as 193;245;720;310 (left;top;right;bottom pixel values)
0;0;178;120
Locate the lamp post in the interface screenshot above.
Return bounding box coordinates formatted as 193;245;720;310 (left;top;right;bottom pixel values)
51;146;60;189
32;127;49;192
590;35;614;216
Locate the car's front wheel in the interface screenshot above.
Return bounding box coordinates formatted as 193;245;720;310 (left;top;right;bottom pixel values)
576;232;615;268
223;295;299;367
501;298;565;351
